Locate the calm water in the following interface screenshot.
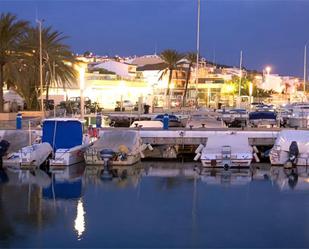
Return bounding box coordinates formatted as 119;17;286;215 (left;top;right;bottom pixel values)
1;162;309;248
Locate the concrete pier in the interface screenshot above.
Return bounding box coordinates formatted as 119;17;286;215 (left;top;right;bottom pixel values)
99;127;281;146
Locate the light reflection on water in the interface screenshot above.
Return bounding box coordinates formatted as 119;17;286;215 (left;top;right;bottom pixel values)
74;199;85;240
1;162;309;248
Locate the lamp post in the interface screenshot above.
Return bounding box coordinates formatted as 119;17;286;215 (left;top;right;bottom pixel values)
195;0;200;107
248;81;253;108
238;50;243;97
36;19;44;115
303;43;307;97
79;66;85;120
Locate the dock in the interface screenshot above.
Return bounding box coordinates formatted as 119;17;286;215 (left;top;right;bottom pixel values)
99;127;281;147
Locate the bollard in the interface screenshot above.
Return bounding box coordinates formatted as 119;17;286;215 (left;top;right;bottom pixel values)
163;114;169;130
96;113;102;128
16;113;22;130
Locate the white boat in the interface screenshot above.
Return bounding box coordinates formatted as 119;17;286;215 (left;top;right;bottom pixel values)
200;133;253;169
269;130;309;166
130;120;163;128
42;118;89;169
4;141;52;169
85;130;144;166
288;104;309;128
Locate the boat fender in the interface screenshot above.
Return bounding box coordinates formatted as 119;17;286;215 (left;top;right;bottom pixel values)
195;144;204;154
140;151;145;158
147;144;153;151
194;153;201;161
140;144;148;151
253;146;259;153
93;128;98;138
87;125;94;136
118;145;129;154
253;153;260;163
77;150;83;157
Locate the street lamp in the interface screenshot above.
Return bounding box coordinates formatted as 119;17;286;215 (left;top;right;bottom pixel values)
265;66;271;75
36;19;44;115
195;0;200;108
238;50;243;97
248;81;253;107
79;65;85;120
303;42;308;96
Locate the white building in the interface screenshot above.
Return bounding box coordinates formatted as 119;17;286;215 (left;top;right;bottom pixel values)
93;60;137;79
126;54;163;67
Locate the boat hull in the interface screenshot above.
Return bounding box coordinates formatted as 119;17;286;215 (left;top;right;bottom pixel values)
201;158;252;168
270;150;309;166
85;151;140;166
50;144;89;167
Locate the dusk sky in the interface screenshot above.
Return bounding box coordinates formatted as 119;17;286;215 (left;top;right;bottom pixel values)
1;0;309;77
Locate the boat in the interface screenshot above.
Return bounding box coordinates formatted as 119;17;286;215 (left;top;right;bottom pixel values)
2;130;51;169
186;113;208;128
221;109;248;127
288;104;309;128
269;130;309;166
18;143;52;168
248;111;277;128
43;118;89;169
200;133;253;169
130;120;163;128
85;130;144;166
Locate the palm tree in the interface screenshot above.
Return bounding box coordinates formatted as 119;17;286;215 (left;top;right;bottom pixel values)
0;13;28;112
182;52;197;107
12;26;77;110
159;49;183;97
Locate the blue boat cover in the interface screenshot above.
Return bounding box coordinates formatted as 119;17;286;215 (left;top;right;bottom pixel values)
42;119;83;151
249;112;277;120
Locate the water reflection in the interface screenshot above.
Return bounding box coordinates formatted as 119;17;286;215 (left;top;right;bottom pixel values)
2;162;309;247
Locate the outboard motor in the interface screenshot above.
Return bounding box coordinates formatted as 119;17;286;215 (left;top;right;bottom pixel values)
221;146;231;171
0;140;10;183
287;141;299;167
100;149;115;180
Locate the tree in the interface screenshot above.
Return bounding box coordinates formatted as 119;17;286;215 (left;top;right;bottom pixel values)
0;13;28;112
182;52;197;107
12;26;77;110
159;49;184;97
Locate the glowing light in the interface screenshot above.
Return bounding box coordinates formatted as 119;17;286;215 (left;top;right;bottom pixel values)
248;82;253;96
74;199;85;240
222;84;236;94
265;66;271;75
79;66;85;91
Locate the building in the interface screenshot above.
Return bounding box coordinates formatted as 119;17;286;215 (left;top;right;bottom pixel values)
93;60;137;79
